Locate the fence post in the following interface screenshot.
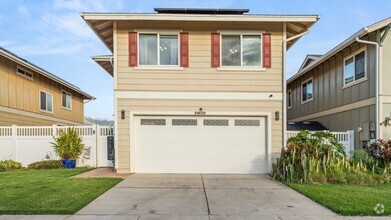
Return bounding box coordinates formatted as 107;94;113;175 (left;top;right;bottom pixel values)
11;125;17;161
52;124;57;137
349;130;355;153
95;124;99;167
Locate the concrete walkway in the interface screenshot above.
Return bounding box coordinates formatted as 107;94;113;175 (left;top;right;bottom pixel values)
1;174;389;219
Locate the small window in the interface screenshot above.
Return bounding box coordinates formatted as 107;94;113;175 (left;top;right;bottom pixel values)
288;90;292;109
221;34;262;67
301;78;313;103
141;119;166;125
40;91;53;113
204;119;229;126
16;67;33;79
235;120;260;126
344;49;366;85
61;91;72;110
139;33;179;66
172;119;197;126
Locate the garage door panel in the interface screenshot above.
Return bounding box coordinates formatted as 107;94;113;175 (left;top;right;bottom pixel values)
134;116;267;174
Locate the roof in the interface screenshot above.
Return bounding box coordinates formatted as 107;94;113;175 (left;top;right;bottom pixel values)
288;16;391;84
297;54;322;72
0;47;95;100
92;55;113;76
81;11;319;52
154;8;250;15
287;121;328;131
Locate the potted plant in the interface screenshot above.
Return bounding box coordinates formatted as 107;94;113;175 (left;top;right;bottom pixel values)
51;127;84;168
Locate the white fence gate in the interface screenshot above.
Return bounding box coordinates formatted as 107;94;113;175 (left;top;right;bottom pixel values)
0;125;114;167
287;130;355;157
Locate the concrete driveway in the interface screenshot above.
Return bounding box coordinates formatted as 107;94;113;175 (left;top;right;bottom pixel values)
75;174;345;220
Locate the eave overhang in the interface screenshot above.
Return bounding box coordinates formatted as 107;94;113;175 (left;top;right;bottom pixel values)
92;55;113;77
81;13;320;52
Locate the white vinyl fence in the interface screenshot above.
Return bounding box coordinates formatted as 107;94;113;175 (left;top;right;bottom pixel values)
0;125;114;167
287;130;355;157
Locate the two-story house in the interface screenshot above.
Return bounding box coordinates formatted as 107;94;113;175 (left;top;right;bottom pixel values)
0;47;94;126
287;17;391;149
83;8;319;174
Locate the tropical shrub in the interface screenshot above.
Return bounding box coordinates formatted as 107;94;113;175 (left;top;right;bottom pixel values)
368;139;391;168
28;160;63;169
0;160;22;172
51;127;84;160
272;131;390;184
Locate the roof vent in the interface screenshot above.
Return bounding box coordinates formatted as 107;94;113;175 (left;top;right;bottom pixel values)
154;8;250;15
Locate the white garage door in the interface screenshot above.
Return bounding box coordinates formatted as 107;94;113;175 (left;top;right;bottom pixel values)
134;116;267;174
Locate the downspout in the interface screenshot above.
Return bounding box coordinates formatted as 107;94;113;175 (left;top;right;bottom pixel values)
355;35;380;140
282;26;311;146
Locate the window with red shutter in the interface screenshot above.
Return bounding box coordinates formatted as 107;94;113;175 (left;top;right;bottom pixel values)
128;32;138;67
211;33;220;67
263;33;271;68
180;32;189;67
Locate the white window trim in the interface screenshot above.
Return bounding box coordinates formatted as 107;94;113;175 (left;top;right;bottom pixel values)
218;31;264;69
16;66;33;80
301;77;313;104
137;31;181;68
61;90;72;111
287;89;292;109
39;90;54;114
343;47;367;89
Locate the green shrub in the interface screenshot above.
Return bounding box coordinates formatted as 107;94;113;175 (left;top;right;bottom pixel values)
0;160;22;172
51;127;84;160
28;160;63;169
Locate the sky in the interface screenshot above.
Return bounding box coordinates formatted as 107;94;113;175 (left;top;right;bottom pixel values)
0;0;390;120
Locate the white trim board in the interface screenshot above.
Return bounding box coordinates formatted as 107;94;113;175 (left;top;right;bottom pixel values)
128;111;273;174
115;91;282;100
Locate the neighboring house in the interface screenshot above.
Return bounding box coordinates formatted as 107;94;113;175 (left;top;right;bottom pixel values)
82;8;319;174
287;17;391;148
0;47;95;126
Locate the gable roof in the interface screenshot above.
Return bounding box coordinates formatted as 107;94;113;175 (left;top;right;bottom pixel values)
297;54;322;72
288;16;391;84
0;47;95;100
81;11;319;52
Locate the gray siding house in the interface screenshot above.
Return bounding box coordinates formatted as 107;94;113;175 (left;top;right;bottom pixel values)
287;17;391;148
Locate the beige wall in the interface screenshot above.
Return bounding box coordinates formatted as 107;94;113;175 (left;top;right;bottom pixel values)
0;55;85;125
380;30;391;138
115;20;284;173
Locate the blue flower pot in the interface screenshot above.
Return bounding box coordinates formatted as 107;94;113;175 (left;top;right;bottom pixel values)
62;159;76;168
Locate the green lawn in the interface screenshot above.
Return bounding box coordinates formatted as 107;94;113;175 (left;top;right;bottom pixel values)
0;168;122;214
285;182;391;216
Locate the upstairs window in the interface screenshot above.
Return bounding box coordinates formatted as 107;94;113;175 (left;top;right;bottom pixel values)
288;90;292;109
221;34;262;67
344;48;366;86
40;91;53;113
301;78;313;103
139;33;179;66
16;67;33;79
61;91;72;110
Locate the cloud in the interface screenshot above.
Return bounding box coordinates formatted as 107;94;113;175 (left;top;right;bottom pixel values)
17;5;29;15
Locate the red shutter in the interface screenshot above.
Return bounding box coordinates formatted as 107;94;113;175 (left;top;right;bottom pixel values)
180;32;189;67
263;33;271;68
211;33;220;67
128;32;138;67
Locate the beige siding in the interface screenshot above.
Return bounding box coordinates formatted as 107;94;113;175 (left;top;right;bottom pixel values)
114;20;284;173
0;110;81;126
0;55;85;125
380;30;391;138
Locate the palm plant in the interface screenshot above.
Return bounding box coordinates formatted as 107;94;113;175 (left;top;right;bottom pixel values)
51;127;84;160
